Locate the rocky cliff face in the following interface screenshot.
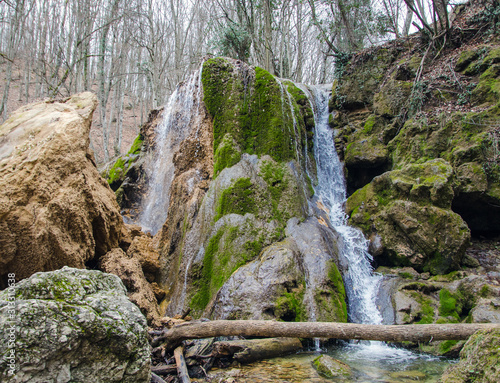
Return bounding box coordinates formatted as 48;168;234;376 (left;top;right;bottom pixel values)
326;1;500;352
0;93;162;324
332;4;500;277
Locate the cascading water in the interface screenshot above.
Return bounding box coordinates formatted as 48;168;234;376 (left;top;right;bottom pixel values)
138;67;203;235
308;86;384;325
307;85;442;364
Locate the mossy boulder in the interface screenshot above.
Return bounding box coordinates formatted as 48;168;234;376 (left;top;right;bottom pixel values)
202;58;312;167
312;355;352;379
332;46;402;110
0;267;150;382
347;159;470;274
471;64;500;104
339;113;394;191
439;328;500;383
373;76;413;118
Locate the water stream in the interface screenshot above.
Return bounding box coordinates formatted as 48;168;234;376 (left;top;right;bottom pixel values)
309;86;383;325
138;67;203;234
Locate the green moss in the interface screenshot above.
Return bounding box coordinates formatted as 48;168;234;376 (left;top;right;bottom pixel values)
215;177;256;221
480;285;491;297
409;291;435;324
213;134;242;176
363;115;376;134
258;160;292;228
313;261;348;322
190;223;266;313
439;288;459;319
128;134;144;155
105;134;143;188
202;59;302;164
275;281;306;322
398;272;414;279
107;158;126;186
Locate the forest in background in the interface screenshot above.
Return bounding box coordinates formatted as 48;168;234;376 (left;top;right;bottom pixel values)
0;0;466;163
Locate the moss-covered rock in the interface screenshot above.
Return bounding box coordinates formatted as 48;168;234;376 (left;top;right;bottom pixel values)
312;355;352;379
472;64;500;104
439;328;500;383
0;267;150;382
347;159;470;274
202;58;311;166
105;134;144;191
332;46;402;110
213;133;242;176
373;76;413;118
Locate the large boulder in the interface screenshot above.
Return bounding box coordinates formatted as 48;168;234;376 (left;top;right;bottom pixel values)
0;93;124;285
347;159;470;274
209;219;347;323
0;267;150;382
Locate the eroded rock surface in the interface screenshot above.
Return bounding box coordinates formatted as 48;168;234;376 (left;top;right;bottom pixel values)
0;267;150;382
0;93;124;285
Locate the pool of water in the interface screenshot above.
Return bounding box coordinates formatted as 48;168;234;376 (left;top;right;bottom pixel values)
205;342;456;382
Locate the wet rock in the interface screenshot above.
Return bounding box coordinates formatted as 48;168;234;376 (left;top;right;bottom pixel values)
312;355;351;379
439;328;500;383
100;248;161;325
0;267;150;382
210;238;304;320
0;93;124;285
208;217;347;323
469;297;500;323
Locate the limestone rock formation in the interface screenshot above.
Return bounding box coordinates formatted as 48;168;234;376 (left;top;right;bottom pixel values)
0;267;150;382
332;5;500;275
0;93;124;285
106;58;347;323
100;247;161;325
347;159;470;274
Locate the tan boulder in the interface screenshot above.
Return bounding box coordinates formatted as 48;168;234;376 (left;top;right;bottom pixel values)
100;248;161;325
0;93;124;285
127;235;160;282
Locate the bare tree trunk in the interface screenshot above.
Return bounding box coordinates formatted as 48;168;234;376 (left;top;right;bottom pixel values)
403;0;414;36
264;0;273;74
296;0;303;82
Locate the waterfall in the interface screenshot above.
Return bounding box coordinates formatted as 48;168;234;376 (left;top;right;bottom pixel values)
309;86;383;325
138;67;203;235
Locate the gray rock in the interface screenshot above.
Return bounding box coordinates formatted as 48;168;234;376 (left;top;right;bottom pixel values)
209;218;347;323
0;267;150;382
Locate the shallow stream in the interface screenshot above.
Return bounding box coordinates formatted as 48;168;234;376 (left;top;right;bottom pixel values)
206;342;455;383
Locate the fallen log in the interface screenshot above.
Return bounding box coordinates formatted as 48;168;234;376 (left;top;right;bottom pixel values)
174;346;191;383
213;337;302;364
151;364;177;375
152;320;500;349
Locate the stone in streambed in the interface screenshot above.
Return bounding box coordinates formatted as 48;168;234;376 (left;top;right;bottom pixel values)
312;355;352;379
